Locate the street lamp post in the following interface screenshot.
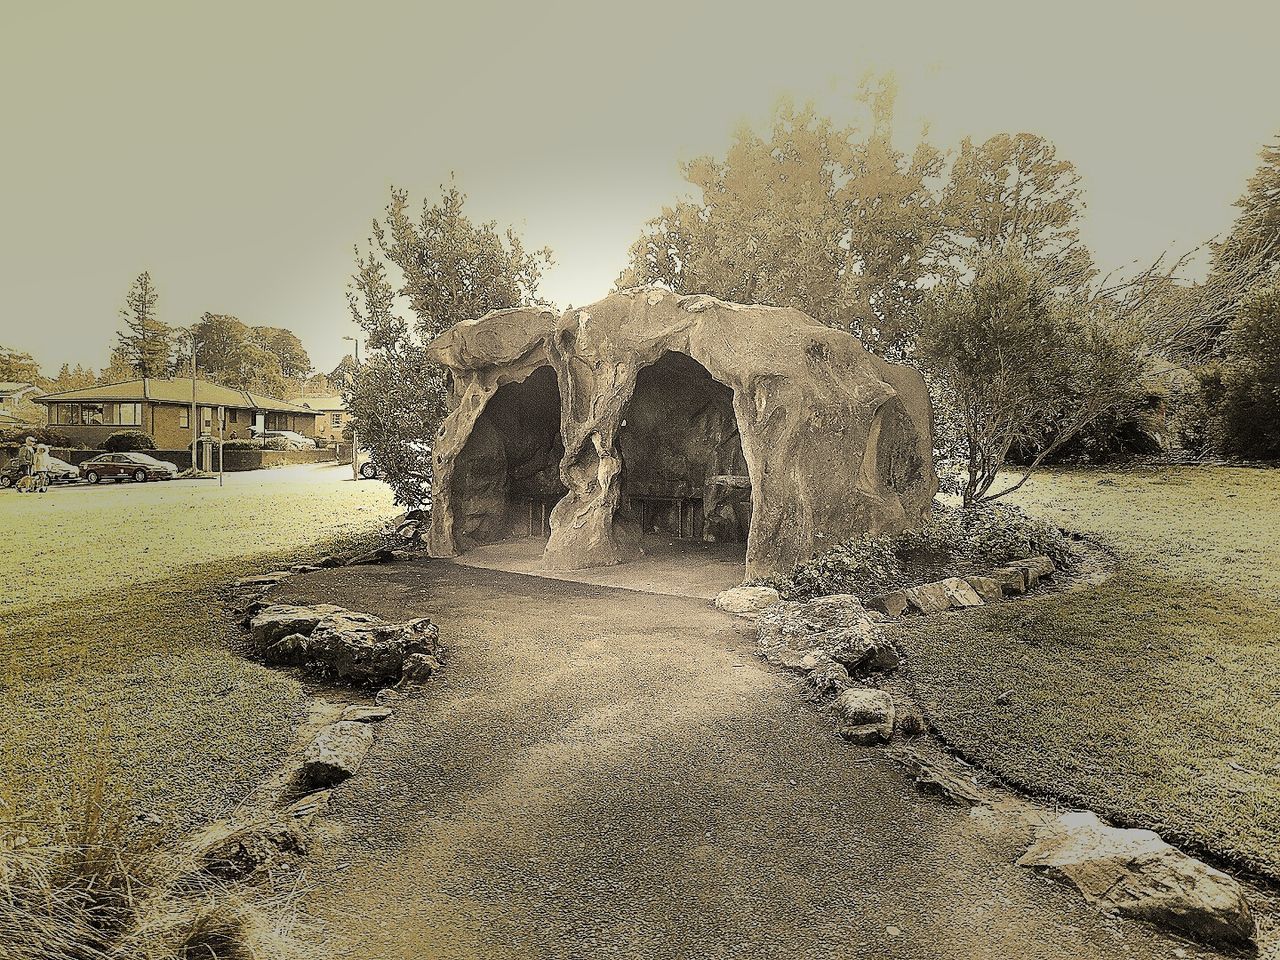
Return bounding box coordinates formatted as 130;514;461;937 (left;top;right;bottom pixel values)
342;335;361;481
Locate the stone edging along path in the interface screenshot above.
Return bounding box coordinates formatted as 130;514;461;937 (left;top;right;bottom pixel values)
715;558;1265;956
175;543;442;916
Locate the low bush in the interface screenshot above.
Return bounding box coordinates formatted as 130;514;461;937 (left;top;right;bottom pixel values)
103;429;157;452
222;439;265;450
262;438;290;452
763;504;1078;601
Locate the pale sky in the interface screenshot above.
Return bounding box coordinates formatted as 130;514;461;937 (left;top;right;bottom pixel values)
2;1;1277;375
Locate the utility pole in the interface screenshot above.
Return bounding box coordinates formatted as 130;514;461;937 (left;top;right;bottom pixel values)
343;335;361;481
189;330;199;472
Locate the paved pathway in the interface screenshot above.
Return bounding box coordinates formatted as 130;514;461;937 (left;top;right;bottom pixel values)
281;561;1212;960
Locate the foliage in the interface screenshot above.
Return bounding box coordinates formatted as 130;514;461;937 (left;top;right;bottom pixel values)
918;249;1146;505
52;362;97;391
621;79;946;357
766;502;1076;601
103;429;157;452
262;437;291;452
0;346;43;384
347;183;552;508
179;314;296;396
221;438;264;450
1207;281;1280;458
0;425;71;447
246;326;312;381
116;272;173;378
941;132;1093;288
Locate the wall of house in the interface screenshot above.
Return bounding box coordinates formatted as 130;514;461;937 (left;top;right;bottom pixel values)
311;410;350;443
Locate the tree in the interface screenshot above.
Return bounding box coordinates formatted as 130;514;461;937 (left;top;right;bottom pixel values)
185;313;288;395
248;326;312;380
52;363;97;390
0;347;42;383
347;184;552;507
1209;280;1280;458
1202;135;1280;352
919;249;1145;506
941;133;1094;289
115;272;172;377
100;346;136;384
621;81;946;357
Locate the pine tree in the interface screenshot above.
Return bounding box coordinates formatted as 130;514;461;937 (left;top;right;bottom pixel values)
116;272;172;377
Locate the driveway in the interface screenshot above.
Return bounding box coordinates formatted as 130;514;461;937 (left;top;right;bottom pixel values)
277;560;1214;960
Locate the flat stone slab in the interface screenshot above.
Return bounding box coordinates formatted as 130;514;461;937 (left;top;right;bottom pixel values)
341;704;394;723
1018;811;1257;951
714;585;781;617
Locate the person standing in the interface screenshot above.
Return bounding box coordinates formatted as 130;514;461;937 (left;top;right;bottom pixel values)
32;443;51;493
14;436;36;492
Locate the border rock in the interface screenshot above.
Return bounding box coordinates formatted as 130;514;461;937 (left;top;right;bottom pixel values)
831;688;895;744
1018;811;1257;952
714;585;781;617
301;721;374;787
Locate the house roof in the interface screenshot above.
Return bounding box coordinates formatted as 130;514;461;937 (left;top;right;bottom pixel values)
0;382;42;397
36;378;314;415
288;394;347;412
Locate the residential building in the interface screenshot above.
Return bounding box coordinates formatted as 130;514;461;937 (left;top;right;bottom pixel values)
37;378;319;449
290;394;350;444
0;382;45;428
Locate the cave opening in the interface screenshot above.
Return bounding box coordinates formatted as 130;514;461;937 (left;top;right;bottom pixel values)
450;364;567;550
616;351;751;546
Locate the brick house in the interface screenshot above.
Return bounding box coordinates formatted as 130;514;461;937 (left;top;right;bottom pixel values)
289;394;350;445
37;377;319;449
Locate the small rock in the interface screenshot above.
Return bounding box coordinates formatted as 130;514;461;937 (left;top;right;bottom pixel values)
714;585;781;617
316;555;344;568
395;521;421;541
964;576;1003;603
340;704;393;723
290;563;323;574
939;577;984;608
347;546;395;566
233;571;291;589
902;581;951;615
866;591;908;618
805;661;851;699
831;687;894;745
375;688;404;706
198;819;308;880
831;632;901;676
1018;811;1257;951
993;567;1028;595
895;702;927;738
301;721;375;787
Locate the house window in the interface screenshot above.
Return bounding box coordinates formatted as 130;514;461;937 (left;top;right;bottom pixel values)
179;407;189;429
229;409;238;424
330;412;342;427
81;403;105;425
113;402;142;426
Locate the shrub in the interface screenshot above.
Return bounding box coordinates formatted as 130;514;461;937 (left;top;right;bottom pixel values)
764;503;1077;601
0;426;72;447
262;437;290;452
222;438;264;450
103;429;157;452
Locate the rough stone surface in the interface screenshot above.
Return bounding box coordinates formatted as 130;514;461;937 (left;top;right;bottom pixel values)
939;577;984;608
426;288;936;580
994;566;1029;594
714;585;781;617
1018;811;1256;951
902;581;952;615
830;632;902;676
1018;555;1057;580
233;571;291;589
249;603;442;685
831;687;895;744
964;576;1003;602
804;661;851;700
341;704;394;723
867;590;909;617
198;818;308;880
302;721;375;787
756;596;879;672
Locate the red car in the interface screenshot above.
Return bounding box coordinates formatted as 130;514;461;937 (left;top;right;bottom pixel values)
81;452;180;484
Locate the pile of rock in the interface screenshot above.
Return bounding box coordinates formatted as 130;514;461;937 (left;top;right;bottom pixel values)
247;603;443;685
386;508;428;543
867;555;1057;617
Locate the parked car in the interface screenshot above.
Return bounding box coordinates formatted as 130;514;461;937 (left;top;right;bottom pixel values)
0;455;79;488
358;456;378;479
250;428;317;450
81;452;180;484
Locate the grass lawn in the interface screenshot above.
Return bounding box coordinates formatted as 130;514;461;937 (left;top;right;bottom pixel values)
0;465;398;837
888;466;1280;878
